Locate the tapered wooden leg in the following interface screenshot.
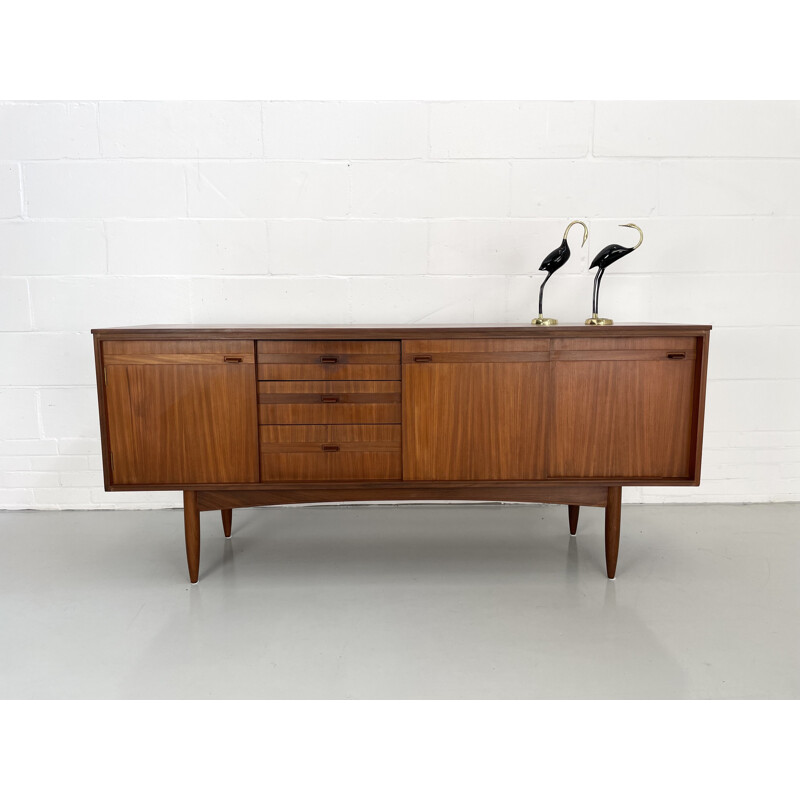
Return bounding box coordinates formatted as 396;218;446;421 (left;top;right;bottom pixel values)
568;505;579;535
184;490;200;584
604;486;622;579
221;508;232;538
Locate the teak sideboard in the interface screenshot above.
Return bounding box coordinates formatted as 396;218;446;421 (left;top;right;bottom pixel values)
92;324;711;583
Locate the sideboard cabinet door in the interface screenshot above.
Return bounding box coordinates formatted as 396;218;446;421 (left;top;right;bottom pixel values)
103;340;259;485
549;337;699;479
402;339;549;480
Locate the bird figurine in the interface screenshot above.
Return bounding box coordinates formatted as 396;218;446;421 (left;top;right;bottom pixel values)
532;220;588;325
585;223;644;326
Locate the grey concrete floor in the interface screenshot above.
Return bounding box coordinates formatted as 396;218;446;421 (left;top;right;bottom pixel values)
0;502;797;699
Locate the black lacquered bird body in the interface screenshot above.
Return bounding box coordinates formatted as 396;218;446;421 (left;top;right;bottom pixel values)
587;223;644;324
533;220;588;324
589;242;636;271
540;239;572;273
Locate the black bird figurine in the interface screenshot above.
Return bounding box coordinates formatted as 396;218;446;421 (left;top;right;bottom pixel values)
532;219;588;325
586;223;644;326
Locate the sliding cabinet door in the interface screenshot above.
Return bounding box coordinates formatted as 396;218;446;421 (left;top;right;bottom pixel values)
403;339;549;481
549;337;698;479
103;340;259;485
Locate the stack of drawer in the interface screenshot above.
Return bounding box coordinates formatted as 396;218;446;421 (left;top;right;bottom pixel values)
256;341;402;480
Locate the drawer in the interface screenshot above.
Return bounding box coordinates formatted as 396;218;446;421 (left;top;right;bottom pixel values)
403;338;549;364
552;336;697;362
258;380;401;424
257;340;400;380
103;339;255;365
260;425;401;481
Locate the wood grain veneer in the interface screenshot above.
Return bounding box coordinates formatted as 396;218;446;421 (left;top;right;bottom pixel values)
103;340;259;485
549;355;696;479
92;324;711;583
551;336;697;351
196;483;609;512
260;424;401;481
94;323;711;340
257;380;401;424
104;340;255;354
257;340;400;380
403;339;548;481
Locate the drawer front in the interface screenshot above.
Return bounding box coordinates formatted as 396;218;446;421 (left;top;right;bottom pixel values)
257;340;400;380
260;424;401;481
258;380;401;424
104;339;255;365
403;338;549;364
552;336;697;362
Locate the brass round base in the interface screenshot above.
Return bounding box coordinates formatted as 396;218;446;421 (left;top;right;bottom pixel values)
585;313;613;326
531;315;558;326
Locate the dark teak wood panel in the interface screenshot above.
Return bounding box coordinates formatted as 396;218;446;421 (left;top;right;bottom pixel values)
104;342;259;485
552;336;697;351
259;424;401;481
197;483;609;512
257;380;401;424
92;324;711;583
95;324;710;341
403;340;548;481
549;357;696;479
257;340;401;380
104;339;254;355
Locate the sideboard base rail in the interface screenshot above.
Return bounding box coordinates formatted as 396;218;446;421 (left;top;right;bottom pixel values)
182;486;621;584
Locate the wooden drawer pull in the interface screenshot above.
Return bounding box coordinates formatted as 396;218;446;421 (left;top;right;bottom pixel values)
413;355;433;363
224;356;243;363
320;356;339;364
667;352;686;360
321;444;340;452
321;395;340;403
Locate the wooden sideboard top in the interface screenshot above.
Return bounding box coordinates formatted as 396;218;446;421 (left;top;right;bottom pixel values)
93;323;712;340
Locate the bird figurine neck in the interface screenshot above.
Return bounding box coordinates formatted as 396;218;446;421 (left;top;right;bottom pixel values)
532;220;588;326
585;223;643;326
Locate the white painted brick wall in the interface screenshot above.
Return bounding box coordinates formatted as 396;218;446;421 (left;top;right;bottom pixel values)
429;102;593;159
510;160;659;217
262;102;428;160
0;102;99;160
24;162;187;218
186;161;351;218
0;163;21;217
106;220;268;275
1;100;798;508
350;161;510;218
593;102;800;158
98;102;263;159
0;389;40;439
0;220;106;274
268;220;427;276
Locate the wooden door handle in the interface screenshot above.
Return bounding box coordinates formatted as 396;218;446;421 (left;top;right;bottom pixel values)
413;355;433;363
224;356;243;363
321;444;340;452
320;356;339;364
321;396;340;403
667;352;686;360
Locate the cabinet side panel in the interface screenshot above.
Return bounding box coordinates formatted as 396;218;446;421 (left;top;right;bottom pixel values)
690;332;711;482
94;335;114;490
